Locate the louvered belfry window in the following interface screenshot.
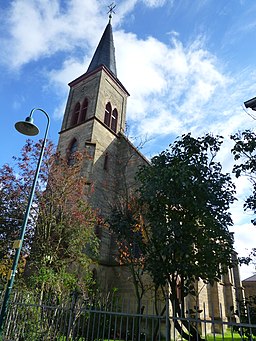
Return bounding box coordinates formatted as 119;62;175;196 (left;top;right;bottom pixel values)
79;98;88;123
104;102;118;133
70;102;80;127
104;102;111;126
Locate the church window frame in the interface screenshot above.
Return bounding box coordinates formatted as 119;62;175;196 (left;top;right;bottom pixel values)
79;97;88;124
70;102;80;127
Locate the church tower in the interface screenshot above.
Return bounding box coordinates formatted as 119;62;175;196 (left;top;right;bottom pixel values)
57;16;131;215
57;15;148;285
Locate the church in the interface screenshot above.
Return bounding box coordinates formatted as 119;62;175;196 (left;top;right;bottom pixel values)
56;14;243;325
57;14;148;294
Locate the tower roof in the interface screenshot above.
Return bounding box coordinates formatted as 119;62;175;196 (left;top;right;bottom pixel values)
86;20;117;76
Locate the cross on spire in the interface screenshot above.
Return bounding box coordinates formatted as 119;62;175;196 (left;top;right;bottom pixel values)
107;3;116;22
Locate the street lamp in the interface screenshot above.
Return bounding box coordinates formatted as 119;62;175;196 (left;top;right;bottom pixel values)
0;108;50;336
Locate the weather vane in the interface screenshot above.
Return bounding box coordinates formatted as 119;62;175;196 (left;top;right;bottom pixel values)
107;2;116;22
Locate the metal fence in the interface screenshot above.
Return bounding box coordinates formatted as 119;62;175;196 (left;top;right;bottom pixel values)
1;292;256;341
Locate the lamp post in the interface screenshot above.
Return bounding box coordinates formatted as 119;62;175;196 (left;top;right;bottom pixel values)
0;108;50;337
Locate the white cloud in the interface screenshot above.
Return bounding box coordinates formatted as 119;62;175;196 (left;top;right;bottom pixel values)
43;15;249;147
140;106;182;136
46;57;90;119
115;32;229;139
142;0;168;7
5;0;253;149
0;0;105;69
0;0;176;70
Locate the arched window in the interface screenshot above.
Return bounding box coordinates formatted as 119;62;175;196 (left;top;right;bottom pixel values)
67;138;78;165
104;103;118;133
70;103;80;127
111;109;118;133
79;98;88;123
104;102;111;127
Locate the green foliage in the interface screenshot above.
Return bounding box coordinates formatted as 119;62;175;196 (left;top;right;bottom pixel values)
135;133;236;340
137;133;236;288
233;297;256;340
109;133;237;341
231;130;256;270
231;130;256;225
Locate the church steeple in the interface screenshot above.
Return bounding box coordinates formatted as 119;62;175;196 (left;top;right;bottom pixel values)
58;10;128;147
86;20;117;76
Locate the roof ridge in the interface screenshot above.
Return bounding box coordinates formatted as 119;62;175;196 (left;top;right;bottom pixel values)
242;273;256;281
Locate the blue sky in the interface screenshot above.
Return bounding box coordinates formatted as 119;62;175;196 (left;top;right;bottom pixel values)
0;0;256;280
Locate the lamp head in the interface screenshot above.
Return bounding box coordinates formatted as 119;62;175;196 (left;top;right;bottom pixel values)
15;116;40;136
244;97;256;111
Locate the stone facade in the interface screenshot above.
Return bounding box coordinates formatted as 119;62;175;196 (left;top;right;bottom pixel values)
57;62;148;289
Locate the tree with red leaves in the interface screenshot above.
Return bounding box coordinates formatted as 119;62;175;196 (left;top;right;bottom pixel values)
0;139;99;298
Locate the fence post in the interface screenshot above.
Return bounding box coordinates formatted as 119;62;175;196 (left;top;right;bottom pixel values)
166;295;170;341
66;292;76;340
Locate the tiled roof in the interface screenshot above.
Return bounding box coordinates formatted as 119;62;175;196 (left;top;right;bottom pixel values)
86;21;117;77
242;274;256;282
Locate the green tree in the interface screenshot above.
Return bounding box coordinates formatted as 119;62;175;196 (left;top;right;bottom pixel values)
136;133;236;341
231;130;256;225
231;130;256;267
231;131;256;335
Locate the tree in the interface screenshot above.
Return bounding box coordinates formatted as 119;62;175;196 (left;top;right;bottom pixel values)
0;165;24;263
231;130;256;333
109;196;149;341
0;139;99;298
231;130;256;225
109;196;150;304
0;140;48;288
231;130;256;267
136;133;236;341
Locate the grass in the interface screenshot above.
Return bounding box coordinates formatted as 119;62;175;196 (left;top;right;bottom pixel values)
206;331;247;341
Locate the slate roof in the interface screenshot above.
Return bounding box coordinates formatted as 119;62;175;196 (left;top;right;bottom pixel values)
242;274;256;282
86;20;117;77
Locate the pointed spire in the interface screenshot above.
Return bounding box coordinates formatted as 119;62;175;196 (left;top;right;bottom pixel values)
86;17;117;77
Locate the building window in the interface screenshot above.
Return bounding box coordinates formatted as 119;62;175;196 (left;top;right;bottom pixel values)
104;102;111;127
79;98;88;123
103;152;109;170
67;138;78;165
71;103;80;127
104;102;118;133
111;109;118;133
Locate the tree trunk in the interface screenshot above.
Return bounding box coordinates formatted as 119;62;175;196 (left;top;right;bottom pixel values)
171;293;204;341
